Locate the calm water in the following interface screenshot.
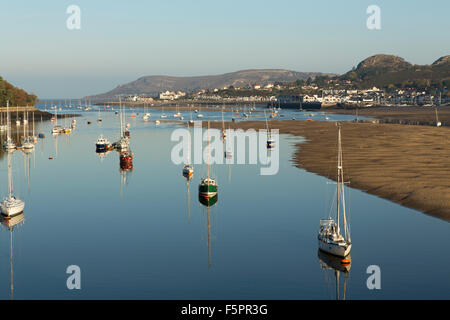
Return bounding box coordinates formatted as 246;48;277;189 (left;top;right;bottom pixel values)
0;105;448;300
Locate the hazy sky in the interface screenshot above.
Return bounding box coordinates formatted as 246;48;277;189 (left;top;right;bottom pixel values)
0;0;449;98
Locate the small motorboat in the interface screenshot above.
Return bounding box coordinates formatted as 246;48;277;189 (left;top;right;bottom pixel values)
95;135;110;152
182;164;194;179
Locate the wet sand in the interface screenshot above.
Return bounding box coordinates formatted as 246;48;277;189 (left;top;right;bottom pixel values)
326;106;450;126
209;120;450;221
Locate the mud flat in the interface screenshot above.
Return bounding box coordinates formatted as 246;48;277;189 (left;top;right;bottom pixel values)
209;120;450;221
326;105;450;126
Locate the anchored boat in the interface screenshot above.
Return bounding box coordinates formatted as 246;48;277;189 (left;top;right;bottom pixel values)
1;152;25;217
318;124;352;257
96;135;111;152
199;121;218;199
2;101;16;152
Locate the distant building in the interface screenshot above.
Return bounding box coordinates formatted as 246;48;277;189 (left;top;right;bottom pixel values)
159;90;186;100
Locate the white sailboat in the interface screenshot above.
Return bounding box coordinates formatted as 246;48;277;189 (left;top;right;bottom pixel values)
1;151;25;217
51;107;62;134
15;106;20;126
318;124;351;258
97;106;102;122
197;105;204;118
221;107;226;140
0;109;6;131
3;101;16;151
173;104;181;118
116;97;129;152
21;122;34;152
264;110;275;149
435;108;442;127
143;102;151;121
182;122;194;179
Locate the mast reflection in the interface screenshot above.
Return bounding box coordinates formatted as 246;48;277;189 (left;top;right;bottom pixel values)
318;250;351;300
1;212;25;300
199;194;218;268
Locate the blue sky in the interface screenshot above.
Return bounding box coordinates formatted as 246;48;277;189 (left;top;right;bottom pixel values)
0;0;449;98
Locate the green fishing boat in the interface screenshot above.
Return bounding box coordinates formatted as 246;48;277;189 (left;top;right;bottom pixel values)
199;178;218;197
199;121;218;200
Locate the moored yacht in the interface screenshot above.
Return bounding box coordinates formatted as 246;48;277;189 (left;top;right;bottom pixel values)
2;101;16;151
264;110;275;149
21;137;35;151
199;121;218;199
318;124;352;257
1;152;25;217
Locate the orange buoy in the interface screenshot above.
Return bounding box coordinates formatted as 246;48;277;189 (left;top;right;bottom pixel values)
4;216;11;221
341;258;351;265
49;157;53;160
307;118;313;122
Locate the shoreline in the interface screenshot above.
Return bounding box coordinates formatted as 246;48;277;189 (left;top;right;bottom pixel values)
207;120;450;221
323;105;450;126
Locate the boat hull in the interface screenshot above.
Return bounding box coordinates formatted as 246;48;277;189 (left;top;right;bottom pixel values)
318;239;351;257
199;184;218;197
198;193;218;207
1;198;25;217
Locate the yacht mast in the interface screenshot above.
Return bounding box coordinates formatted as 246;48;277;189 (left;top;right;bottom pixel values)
119;97;123;138
264;110;270;138
337;124;350;242
336;125;341;234
8;152;13;198
207;121;210;180
186;122;191;165
7;100;11;142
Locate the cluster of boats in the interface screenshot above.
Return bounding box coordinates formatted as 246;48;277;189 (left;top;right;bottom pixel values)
51;108;76;135
95;99;134;171
1;102;42;153
1;98;352;273
0;101;38;218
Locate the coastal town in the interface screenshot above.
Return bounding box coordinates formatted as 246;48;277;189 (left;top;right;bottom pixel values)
121;81;449;108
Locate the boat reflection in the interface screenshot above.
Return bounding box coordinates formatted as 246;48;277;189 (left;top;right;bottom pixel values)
199;194;218;268
119;151;133;171
1;211;25;300
185;179;191;223
96;149;111;161
318;250;351;300
198;193;218;207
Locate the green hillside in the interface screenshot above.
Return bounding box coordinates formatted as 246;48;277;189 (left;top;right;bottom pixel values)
340;54;450;91
0;76;38;107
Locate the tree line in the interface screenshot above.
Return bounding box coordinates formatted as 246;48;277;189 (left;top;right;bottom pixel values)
0;76;38;107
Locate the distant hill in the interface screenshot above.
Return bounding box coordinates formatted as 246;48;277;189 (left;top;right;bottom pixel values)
340;54;450;89
86;69;333;100
0;76;38;107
